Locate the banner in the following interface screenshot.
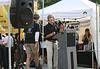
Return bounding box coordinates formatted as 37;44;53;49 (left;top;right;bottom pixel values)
34;1;38;13
0;5;18;33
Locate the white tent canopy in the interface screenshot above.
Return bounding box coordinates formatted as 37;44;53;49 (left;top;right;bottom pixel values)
0;0;10;5
38;0;93;20
38;0;100;67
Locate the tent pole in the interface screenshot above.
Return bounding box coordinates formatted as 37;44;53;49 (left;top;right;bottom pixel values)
7;5;11;69
96;3;99;69
42;0;44;65
91;16;94;69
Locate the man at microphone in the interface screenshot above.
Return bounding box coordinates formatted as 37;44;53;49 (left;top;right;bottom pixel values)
44;14;64;69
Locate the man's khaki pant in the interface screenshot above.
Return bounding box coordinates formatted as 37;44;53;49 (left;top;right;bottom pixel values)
46;40;58;69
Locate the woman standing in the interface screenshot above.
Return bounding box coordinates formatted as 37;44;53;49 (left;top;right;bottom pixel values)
82;28;92;51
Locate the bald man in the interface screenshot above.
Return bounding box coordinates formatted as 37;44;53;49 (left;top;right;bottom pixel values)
44;14;64;69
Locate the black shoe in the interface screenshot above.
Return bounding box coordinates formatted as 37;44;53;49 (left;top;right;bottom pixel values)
36;67;39;69
36;66;42;69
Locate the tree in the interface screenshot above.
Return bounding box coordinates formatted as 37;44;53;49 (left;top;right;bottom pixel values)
38;0;61;9
89;0;100;4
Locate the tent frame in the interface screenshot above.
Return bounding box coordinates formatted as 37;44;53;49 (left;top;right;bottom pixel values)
7;5;11;69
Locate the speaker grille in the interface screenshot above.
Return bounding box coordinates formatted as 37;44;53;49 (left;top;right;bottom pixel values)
67;33;75;47
10;0;34;28
19;8;33;26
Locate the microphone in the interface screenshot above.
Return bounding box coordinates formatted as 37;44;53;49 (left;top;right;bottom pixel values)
51;18;54;23
51;18;56;26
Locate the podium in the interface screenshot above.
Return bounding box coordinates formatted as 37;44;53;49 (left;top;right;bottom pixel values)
53;29;77;69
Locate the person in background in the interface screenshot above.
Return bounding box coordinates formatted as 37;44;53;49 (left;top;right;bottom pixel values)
2;34;5;43
10;33;15;68
3;33;14;69
0;34;3;68
23;14;40;69
82;28;92;50
39;23;47;64
39;33;47;64
14;33;19;62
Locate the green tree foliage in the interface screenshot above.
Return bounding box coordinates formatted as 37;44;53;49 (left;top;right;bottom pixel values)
89;0;100;4
38;0;61;9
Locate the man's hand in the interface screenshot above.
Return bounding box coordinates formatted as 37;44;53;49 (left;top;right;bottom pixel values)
33;45;37;50
59;24;64;33
51;32;56;36
60;24;64;28
45;32;56;39
4;43;7;46
33;41;38;50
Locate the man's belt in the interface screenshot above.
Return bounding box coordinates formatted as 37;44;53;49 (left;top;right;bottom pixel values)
47;40;57;43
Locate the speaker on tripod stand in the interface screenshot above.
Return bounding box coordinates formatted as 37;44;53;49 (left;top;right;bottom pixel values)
10;0;34;69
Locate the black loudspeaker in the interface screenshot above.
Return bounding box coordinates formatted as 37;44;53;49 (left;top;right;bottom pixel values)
10;0;34;28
